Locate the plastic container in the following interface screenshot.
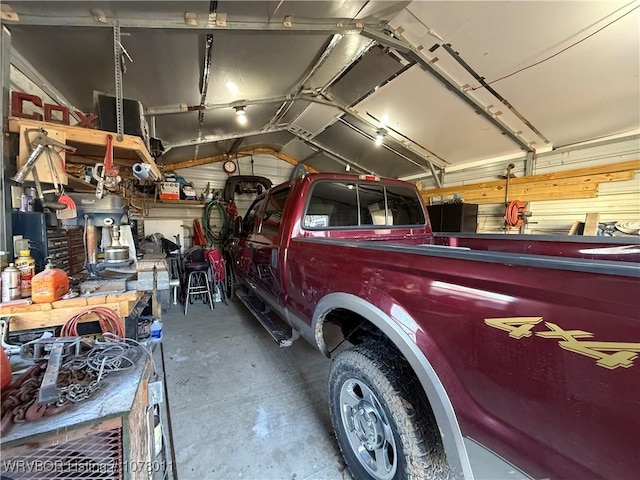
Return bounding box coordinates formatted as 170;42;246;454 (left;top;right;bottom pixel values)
150;319;163;342
31;261;70;303
1;263;21;302
15;249;35;298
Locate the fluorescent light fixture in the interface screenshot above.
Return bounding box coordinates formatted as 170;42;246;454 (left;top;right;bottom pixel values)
226;81;239;95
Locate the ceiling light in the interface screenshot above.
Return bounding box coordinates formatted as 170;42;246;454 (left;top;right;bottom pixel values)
375;129;386;146
345;164;351;172
237;115;247;125
235;106;246;116
226;81;239;95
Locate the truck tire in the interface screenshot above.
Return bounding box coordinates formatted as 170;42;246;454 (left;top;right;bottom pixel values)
328;344;452;480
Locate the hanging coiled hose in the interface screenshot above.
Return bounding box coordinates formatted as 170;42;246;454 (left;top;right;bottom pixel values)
505;200;527;230
202;199;231;246
61;307;125;338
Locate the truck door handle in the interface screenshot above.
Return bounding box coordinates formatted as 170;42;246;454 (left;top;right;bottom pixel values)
271;249;278;269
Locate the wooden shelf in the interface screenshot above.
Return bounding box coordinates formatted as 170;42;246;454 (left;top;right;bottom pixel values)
8;117;162;181
157;199;204;205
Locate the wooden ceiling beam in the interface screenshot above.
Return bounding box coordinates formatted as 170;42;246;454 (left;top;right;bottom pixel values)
163;147;317;173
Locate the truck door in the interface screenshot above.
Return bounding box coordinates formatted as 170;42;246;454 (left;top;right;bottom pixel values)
247;186;291;309
236;196;266;286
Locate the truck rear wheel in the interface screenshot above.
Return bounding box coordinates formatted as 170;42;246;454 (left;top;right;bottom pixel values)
328;345;452;480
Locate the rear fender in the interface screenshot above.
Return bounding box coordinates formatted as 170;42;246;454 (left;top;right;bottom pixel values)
312;292;473;480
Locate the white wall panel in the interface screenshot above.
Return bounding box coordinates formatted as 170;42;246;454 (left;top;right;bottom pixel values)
423;136;640;234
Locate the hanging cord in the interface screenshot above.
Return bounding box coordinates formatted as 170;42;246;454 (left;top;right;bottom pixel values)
472;4;640;90
61;307;125;338
505;200;527;230
202;199;230;246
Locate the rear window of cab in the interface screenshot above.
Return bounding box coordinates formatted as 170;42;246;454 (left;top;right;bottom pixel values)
303;181;425;229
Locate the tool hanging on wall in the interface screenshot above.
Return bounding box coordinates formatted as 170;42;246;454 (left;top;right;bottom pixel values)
505;200;528;230
93;134;122;199
13;128;77;213
500;163;530;231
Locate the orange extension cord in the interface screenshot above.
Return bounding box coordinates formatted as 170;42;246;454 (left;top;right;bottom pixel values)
505;200;527;230
61;307;125;338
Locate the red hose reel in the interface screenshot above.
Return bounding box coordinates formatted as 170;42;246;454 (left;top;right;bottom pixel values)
505;200;528;230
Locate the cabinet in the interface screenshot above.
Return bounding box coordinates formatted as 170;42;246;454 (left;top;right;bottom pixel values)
10;212;86;274
427;203;478;233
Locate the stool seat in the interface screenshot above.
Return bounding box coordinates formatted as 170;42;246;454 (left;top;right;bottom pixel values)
186;262;209;272
184;269;214;315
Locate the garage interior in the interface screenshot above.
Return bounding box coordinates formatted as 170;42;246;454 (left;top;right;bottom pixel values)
0;2;638;480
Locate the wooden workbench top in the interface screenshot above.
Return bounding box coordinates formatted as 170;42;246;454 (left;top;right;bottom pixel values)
0;291;143;332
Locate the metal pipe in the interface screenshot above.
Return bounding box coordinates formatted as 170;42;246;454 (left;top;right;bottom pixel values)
6;15;366;34
198;33;215;126
164;126;288;150
442;43;550;145
364;29;534;153
146;94;293;116
113;23;124;141
267;34;343;127
0;26;11;254
288;129;374;175
86;223;98;265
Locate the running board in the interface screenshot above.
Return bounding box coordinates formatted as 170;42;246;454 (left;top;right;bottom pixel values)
236;290;294;347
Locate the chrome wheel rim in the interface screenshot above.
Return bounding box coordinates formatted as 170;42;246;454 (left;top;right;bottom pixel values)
339;378;398;480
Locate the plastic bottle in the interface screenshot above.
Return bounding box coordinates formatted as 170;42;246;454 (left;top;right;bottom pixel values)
31;260;70;304
1;264;21;302
15;248;35;298
150;319;163;342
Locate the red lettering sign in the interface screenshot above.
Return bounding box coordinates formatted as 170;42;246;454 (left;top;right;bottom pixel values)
11;91;96;128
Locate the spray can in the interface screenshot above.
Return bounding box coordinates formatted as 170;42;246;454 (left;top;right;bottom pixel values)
15;249;35;298
1;264;21;302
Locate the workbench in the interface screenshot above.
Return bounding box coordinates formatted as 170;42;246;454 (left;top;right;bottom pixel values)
0;354;163;480
0;291;148;338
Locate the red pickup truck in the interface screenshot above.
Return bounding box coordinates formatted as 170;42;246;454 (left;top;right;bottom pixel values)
228;172;640;480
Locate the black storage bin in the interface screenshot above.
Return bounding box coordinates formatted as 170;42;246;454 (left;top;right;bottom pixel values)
427;203;478;232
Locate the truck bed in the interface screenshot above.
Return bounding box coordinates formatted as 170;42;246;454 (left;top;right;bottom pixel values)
285;235;640;479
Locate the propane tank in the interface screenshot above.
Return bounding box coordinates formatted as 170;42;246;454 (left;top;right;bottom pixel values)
1;263;21;302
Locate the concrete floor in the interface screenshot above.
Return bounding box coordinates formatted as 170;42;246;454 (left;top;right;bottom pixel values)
159;299;352;480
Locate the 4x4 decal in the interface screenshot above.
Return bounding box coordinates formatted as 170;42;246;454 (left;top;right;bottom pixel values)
485;317;640;370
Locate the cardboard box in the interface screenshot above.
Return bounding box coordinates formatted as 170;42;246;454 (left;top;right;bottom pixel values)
159;182;180;200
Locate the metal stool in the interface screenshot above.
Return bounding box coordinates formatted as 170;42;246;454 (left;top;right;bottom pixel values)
184;262;214;315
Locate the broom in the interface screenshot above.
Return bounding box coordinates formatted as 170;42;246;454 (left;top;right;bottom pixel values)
56;192;77;220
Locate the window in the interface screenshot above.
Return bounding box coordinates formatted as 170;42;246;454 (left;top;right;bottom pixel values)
303;181;425;229
261;187;290;236
386;185;426;226
243;198;265;235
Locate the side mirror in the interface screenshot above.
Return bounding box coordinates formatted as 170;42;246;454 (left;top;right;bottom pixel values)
234;216;243;236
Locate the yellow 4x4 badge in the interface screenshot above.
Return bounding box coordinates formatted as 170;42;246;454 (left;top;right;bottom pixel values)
485;317;640;370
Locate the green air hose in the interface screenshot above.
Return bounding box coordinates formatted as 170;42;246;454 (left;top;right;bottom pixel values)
202;199;230;246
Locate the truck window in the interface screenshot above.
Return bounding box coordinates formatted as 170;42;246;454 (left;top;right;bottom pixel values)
386;185;426;226
243;198;266;235
305;181;359;228
304;181;425;229
261;187;291;236
358;184;386;226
